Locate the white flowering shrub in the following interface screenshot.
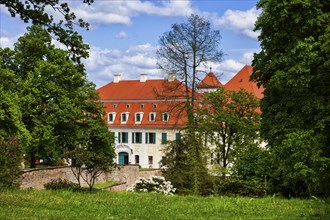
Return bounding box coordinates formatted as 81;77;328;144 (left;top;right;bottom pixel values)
127;176;176;195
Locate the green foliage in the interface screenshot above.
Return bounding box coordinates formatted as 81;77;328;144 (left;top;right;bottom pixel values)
251;0;330;197
161;138;193;194
161;135;210;195
1;190;329;219
0;25;113;171
231;143;271;183
1;0;90;63
0;137;23;188
200;88;261;175
213;178;266;197
44;179;81;192
269;130;330;198
68;116;116;192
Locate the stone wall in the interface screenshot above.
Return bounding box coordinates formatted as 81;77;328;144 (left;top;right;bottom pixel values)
20;165;162;190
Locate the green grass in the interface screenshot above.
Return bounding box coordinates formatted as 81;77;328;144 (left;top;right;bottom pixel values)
89;180;120;189
0;189;329;219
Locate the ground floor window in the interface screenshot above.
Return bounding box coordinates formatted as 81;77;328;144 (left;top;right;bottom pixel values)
135;155;140;164
148;156;153;165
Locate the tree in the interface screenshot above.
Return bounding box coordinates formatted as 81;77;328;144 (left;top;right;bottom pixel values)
0;50;30;187
157;14;223;195
1;0;90;62
69;115;116;192
251;0;330;197
200;88;261;177
0;25;111;169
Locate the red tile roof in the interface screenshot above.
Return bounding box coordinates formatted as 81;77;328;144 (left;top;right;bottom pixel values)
97;78;191;128
97;79;187;100
197;72;223;88
224;65;264;99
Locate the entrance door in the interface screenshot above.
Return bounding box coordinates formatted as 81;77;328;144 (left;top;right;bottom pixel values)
118;152;129;165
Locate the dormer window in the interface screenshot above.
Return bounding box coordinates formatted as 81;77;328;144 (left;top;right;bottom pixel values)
113;104;117;108
153;104;157;108
162;112;169;122
135;112;144;124
121;112;129;124
149;112;156;122
140;104;144;108
108;112;116;124
126;104;130;108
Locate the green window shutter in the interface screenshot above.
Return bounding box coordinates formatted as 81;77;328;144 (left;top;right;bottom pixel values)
145;133;148;144
153;133;156;144
176;133;181;141
162;133;167;144
125;132;128;143
132;133;135;143
118;132;121;143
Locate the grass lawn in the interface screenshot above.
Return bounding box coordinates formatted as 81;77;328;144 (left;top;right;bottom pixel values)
0;189;329;219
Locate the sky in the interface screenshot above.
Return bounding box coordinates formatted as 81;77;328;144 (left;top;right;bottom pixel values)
0;0;261;88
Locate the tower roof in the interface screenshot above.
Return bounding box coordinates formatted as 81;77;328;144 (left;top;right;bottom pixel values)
197;72;223;88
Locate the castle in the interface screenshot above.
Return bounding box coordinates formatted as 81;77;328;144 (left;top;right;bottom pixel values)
96;65;263;168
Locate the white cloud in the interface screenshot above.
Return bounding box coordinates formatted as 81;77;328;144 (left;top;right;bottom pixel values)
84;43;159;88
212;7;261;39
67;0;196;27
0;33;21;49
115;31;128;39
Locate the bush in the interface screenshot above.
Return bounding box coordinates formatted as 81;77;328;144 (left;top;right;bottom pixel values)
214;178;266;197
0;136;23;188
44;179;81;191
127;176;176;195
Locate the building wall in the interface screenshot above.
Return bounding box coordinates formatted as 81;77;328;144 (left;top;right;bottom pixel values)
110;127;181;168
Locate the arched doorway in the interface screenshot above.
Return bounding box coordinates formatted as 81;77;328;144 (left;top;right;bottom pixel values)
118;152;129;165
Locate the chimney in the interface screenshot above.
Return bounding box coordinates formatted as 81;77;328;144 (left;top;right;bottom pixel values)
140;73;147;83
113;74;121;83
168;72;176;82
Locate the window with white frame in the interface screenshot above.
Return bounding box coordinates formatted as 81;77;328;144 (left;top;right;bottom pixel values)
107;112;116;124
121;112;129;123
145;132;156;144
162;112;169;122
135;112;143;123
149;112;156;122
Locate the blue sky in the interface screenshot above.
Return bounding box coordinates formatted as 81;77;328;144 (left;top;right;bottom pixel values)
0;0;261;88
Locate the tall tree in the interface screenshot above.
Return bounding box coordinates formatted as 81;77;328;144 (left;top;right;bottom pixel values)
251;0;330;197
1;0;90;62
157;14;223;194
1;25;114;168
200;88;261;177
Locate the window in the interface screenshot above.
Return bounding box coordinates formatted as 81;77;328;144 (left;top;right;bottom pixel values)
118;132;128;143
175;133;181;141
145;132;156;144
162;112;169;122
161;133;167;144
132;132;142;144
140;104;144;108
113;104;117;108
126;104;130;108
135;155;140;164
121;112;129;123
107;112;116;124
149;112;156;122
148;156;153;165
153;104;157;108
135;112;143;123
